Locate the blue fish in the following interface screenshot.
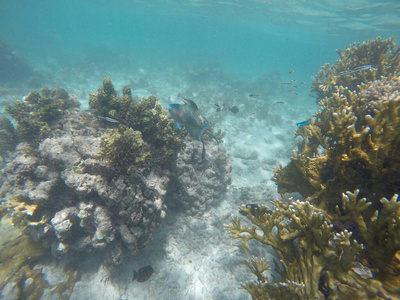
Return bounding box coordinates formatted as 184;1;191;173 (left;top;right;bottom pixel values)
296;119;311;126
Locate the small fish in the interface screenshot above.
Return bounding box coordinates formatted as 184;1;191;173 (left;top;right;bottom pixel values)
301;81;307;85
274;101;285;104
292;85;298;88
338;64;374;75
229;106;239;114
308;94;316;98
288;70;294;74
353;64;372;71
280;82;291;85
96;116;119;123
132;265;154;282
352;262;373;279
296;119;311;126
287;89;293;93
239;204;273;217
215;104;223;112
248;94;262;98
291;79;297;82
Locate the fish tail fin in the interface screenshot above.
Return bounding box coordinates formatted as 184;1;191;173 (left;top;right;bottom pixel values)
208;132;220;145
196;126;208;142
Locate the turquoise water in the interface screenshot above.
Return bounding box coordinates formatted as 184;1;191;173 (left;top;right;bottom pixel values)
1;1;400;299
2;0;399;82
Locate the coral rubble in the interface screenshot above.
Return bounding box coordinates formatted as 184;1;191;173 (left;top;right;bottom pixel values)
229;37;400;299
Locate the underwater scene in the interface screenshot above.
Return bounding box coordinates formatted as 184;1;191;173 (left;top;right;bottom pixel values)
1;0;400;299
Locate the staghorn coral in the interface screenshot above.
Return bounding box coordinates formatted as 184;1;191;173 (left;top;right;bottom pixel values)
89;77;186;168
312;37;400;100
5;87;79;146
268;38;400;299
226;196;396;299
274;74;400;211
337;190;400;293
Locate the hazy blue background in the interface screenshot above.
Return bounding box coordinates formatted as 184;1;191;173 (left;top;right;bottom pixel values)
1;0;399;83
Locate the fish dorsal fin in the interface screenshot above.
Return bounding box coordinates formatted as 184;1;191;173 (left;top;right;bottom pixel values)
179;97;199;111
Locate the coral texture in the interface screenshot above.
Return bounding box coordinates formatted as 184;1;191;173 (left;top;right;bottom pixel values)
0;108;169;264
167;137;232;215
1;80;231;273
274;74;400;212
89;77;186;169
229;37;400;299
226;195;397;299
5;87;79;146
312;37;400;101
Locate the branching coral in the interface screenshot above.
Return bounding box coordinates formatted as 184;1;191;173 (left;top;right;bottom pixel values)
337;190;400;293
274;74;400;211
226;197;396;299
89;77;186;169
266;37;400;299
5;87;79;146
312;37;400;100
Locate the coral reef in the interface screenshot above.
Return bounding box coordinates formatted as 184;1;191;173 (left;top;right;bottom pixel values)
312;37;400;100
0;108;169;263
167;137;232;215
89;77;186;169
99;127;151;171
5;87;79;146
226;195;396;299
0;80;231;278
229;38;400;299
0;218;79;300
274;74;400;212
